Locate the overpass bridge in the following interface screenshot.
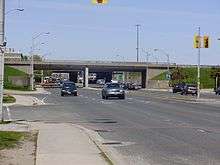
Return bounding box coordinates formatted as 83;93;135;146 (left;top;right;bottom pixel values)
5;60;176;88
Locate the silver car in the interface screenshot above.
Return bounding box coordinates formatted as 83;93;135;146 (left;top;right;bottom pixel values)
102;83;125;99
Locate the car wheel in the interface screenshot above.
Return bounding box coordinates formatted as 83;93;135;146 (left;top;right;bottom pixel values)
120;95;125;99
74;93;77;96
61;93;64;97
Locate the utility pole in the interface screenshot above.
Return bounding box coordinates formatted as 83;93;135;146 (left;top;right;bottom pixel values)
0;0;5;122
197;27;201;99
136;24;140;62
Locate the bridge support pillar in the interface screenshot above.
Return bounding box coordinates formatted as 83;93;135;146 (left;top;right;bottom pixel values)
84;67;89;88
141;69;147;88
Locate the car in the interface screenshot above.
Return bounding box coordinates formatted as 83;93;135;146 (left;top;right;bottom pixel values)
96;79;105;85
181;84;197;95
102;83;125;99
125;82;141;90
61;81;78;96
172;83;185;93
215;87;220;95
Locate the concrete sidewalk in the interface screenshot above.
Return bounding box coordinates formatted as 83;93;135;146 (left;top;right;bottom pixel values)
32;123;108;165
4;88;50;95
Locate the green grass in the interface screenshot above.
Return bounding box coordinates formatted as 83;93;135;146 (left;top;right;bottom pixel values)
3;95;16;103
4;66;31;91
0;131;25;150
152;67;215;89
0;121;12;124
4;66;27;77
152;72;167;80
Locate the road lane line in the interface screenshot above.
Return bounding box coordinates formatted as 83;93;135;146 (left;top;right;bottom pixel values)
6;106;12;121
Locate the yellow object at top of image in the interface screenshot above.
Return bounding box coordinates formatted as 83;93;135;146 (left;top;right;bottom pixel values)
91;0;108;4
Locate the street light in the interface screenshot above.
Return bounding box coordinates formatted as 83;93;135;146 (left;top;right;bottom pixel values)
6;8;24;15
154;49;171;91
1;1;24;122
30;32;50;90
153;49;170;75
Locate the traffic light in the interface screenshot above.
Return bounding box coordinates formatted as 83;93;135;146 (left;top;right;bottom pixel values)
193;35;201;48
92;0;108;4
203;35;209;48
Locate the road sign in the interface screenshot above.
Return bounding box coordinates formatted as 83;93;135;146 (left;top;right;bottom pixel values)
166;73;171;81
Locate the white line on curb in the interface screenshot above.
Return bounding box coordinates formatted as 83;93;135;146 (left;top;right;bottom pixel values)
6;106;12;121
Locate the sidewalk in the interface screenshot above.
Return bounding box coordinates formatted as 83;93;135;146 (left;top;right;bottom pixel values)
4;88;50;95
3;95;45;107
32;123;108;165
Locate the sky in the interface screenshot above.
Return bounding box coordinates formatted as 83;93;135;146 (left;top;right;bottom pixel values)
5;0;220;65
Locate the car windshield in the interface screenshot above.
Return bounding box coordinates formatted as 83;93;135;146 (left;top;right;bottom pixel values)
107;83;120;88
63;83;76;90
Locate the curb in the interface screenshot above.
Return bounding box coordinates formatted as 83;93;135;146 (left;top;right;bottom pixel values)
75;124;125;165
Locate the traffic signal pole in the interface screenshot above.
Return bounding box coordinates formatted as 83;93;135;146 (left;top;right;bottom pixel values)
0;0;5;122
197;27;201;99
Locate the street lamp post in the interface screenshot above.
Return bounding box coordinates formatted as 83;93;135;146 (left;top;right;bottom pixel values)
0;0;5;122
136;24;141;62
5;8;24;15
0;1;24;122
154;49;171;91
154;49;170;75
30;32;49;90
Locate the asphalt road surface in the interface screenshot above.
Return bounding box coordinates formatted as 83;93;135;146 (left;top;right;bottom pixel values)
7;88;220;165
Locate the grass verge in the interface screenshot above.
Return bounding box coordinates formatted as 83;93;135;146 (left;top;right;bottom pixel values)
0;131;25;150
0;121;12;124
3;95;16;103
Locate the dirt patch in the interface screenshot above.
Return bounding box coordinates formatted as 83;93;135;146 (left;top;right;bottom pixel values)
0;131;38;165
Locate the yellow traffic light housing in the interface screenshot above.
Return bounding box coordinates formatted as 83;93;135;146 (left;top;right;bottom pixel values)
203;35;209;48
92;0;108;4
193;35;201;48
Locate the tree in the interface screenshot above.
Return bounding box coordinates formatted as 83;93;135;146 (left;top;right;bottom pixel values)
170;67;188;86
210;67;220;89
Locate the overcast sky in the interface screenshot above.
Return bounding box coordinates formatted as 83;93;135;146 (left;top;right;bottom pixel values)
5;0;220;65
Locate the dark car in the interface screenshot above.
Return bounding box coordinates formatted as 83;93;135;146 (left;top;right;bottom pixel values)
215;87;220;95
172;83;185;93
102;83;125;99
61;81;77;96
125;82;141;90
181;84;197;95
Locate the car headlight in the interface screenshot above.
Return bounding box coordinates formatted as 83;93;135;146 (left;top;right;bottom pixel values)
120;90;123;92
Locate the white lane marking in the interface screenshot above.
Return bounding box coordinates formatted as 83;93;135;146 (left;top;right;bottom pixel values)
41;97;47;105
197;129;206;133
6;106;12;121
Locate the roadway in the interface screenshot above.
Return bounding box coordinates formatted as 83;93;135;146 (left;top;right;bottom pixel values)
7;88;220;165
